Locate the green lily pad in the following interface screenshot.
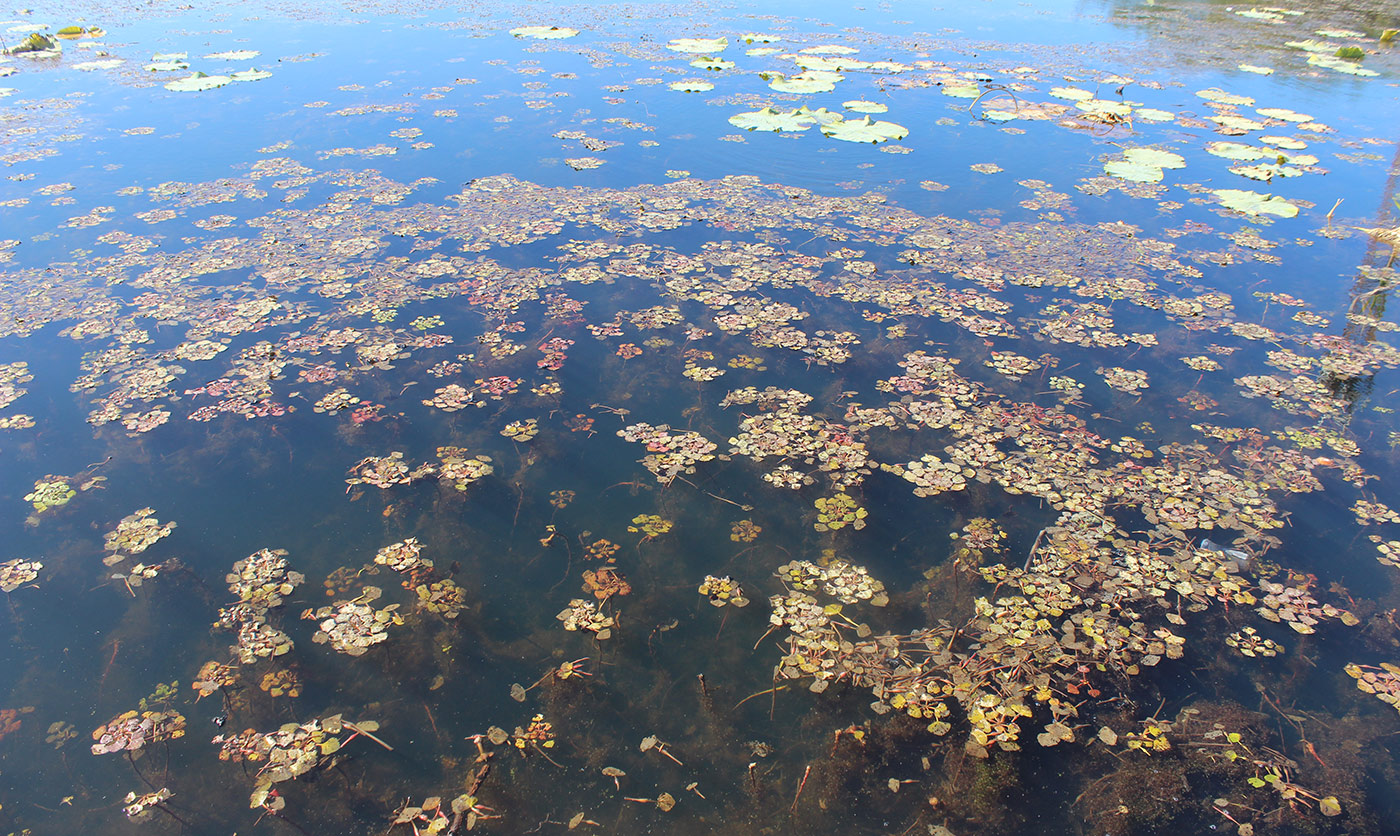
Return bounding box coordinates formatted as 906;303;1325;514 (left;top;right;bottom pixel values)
1285;39;1336;54
1048;86;1093;101
2;32;59;56
728;106;811;132
1256;107;1311;122
1135;108;1174;122
742;33;779;43
509;25;579;39
1104;147;1186;183
1229;163;1304;181
791;105;842;125
145;60;189;72
1261;135;1307;150
231;68;273;82
1210;114;1264;131
1307;53;1379;76
842;99;887;114
1105;159;1164;183
767;71;842;94
1236;7;1286;20
1075;99;1131;117
940;84;981;99
1196;87;1254;106
165;72;233;92
1125;147;1186;169
669;80;713;92
204;50;259;60
691;57;734;70
821;115;908;143
794;55;870;72
1214;188;1299;218
667;36;728;53
1206;141;1265;161
1238;63;1274;75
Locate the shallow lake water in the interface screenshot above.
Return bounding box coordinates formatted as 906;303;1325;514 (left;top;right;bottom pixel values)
3;1;1400;835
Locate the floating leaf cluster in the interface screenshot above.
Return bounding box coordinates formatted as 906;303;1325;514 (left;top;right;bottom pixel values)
103;508;176;565
698;575;749;607
304;589;402;656
555;598;614;639
617;422;718;483
91;709;187;755
0;558;42;592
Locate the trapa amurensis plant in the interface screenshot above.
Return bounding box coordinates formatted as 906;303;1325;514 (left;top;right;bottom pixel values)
764;529;1356;759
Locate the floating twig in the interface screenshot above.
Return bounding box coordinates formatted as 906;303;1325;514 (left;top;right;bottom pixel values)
344;722;393;751
790;764;811;814
734;684;788;710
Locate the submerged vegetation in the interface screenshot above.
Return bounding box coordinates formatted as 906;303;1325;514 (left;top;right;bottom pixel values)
2;0;1400;835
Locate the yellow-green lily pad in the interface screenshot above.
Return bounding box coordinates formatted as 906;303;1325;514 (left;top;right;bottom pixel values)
1124;147;1186;169
842;99;888;114
1105;160;1161;183
1206;141;1266;161
1256;107;1311;122
509;25;578;39
1229;163;1304;181
165;72;232;92
1135;108;1174;122
1076;99;1131;117
767;71;842;94
1214;188;1299;218
1196;87;1254;106
729;106;811;132
1210;114;1265;131
204;50;259;60
793;55;870;72
669;80;713;92
72;58;122;71
821;115;908;143
667;36;728;53
1307;53;1379;76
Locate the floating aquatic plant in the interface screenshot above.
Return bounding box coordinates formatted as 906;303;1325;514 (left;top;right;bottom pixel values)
0;558;42;592
305;589;402;656
192;661;239;699
627;514;673;541
24;476;75;514
556;598;614;639
103;508;176;566
698;575;749;607
91;709;187;755
123;787;174;821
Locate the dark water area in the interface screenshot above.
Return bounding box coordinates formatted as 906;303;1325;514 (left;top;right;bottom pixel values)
3;1;1400;835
